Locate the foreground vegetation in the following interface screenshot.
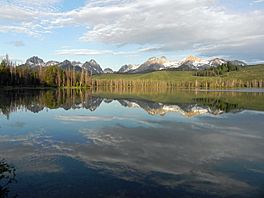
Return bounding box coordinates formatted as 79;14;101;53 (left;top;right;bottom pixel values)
93;64;264;89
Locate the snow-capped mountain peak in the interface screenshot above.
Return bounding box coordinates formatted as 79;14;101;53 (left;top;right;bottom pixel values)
180;55;209;67
82;59;103;74
72;61;82;67
45;61;59;67
163;61;181;68
209;58;227;66
117;55;247;73
118;64;140;73
89;59;98;66
104;68;114;73
183;55;203;62
147;56;168;64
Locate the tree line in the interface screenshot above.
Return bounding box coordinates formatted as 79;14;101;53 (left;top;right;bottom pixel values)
91;78;264;90
0;59;92;87
0;88;97;118
1;57;263;89
194;62;240;77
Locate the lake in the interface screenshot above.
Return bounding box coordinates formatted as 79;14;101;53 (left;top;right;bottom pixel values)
0;88;264;198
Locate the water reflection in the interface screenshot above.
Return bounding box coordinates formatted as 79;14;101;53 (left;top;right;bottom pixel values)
0;88;264;197
1;88;263;118
0;160;16;198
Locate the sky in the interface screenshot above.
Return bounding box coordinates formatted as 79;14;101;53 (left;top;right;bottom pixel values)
0;0;264;70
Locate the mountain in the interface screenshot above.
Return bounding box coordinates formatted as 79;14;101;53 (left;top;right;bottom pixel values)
82;59;103;74
118;55;247;73
83;97;104;111
178;55;210;70
19;55;247;75
45;61;59;67
228;60;247;67
132;56;167;73
104;68;114;73
43;59;104;74
208;58;227;67
58;60;73;69
72;61;82;67
20;56;104;74
25;56;45;68
163;60;180;68
58;60;82;72
117;99;226;117
118;64;140;73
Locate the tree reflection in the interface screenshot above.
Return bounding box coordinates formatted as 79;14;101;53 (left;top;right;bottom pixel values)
0;88;264;118
0;160;16;198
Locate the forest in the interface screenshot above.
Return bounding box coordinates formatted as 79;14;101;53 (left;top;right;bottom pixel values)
194;62;240;77
0;59;92;87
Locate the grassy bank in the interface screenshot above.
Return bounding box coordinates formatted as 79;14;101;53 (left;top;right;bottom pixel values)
93;65;264;89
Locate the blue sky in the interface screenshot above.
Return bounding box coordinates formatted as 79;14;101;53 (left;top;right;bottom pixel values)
0;0;264;70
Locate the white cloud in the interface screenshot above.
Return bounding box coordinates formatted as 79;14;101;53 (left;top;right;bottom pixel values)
6;0;62;10
56;115;115;122
0;0;61;36
0;25;35;35
254;0;264;3
0;0;264;61
55;47;156;56
53;0;264;60
0;4;36;21
55;49;114;56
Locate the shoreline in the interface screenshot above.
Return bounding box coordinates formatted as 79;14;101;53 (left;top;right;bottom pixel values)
2;86;264;93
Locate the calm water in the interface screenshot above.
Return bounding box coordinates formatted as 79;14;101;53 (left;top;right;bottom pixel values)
0;88;264;198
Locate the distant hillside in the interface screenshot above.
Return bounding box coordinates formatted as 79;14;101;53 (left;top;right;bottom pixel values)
93;65;264;89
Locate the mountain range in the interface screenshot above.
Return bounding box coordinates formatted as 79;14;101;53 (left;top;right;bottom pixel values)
22;57;104;74
20;55;247;75
118;55;247;73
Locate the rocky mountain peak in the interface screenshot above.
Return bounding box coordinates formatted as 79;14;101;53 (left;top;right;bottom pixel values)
82;60;103;74
62;59;71;64
89;59;98;65
118;64;140;73
147;56;167;62
104;68;114;73
45;61;59;67
72;61;82;67
183;55;203;63
209;58;227;66
26;56;44;67
147;56;168;64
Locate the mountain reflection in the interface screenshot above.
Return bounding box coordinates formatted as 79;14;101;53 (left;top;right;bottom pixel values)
1;88;264;118
1;88;264;197
119;99;221;116
1;107;264;197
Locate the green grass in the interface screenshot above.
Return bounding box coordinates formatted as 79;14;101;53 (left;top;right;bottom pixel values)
94;64;264;83
224;64;264;81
